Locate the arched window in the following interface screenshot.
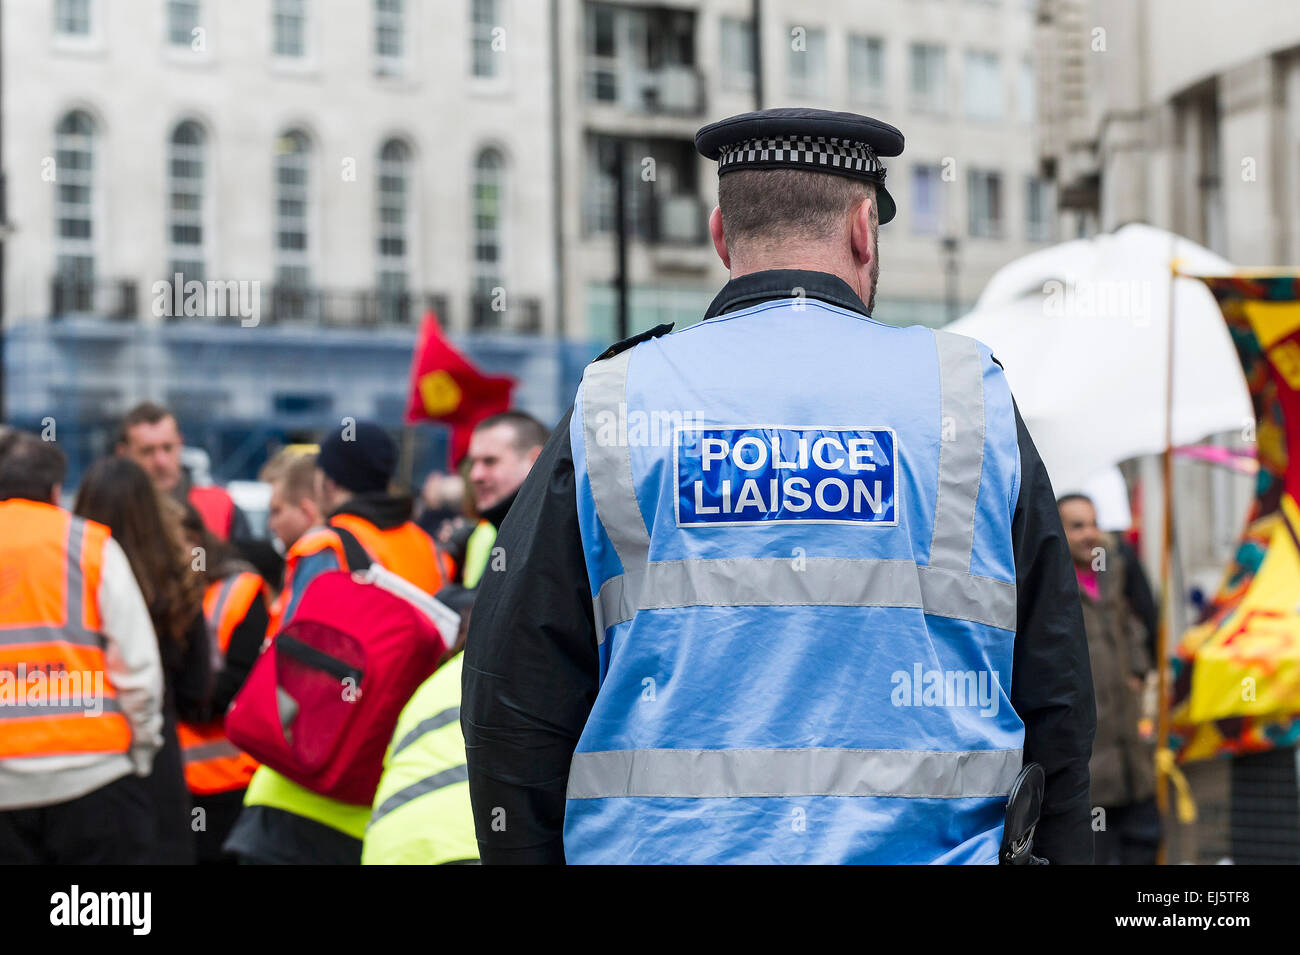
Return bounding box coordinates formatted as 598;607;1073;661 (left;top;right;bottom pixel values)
471;147;505;327
274;129;313;319
376;138;411;323
168;121;207;286
54;110;96;314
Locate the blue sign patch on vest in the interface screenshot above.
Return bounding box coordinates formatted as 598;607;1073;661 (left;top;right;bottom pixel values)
675;426;898;526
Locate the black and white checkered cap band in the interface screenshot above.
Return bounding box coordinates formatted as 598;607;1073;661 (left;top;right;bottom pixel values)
717;136;886;181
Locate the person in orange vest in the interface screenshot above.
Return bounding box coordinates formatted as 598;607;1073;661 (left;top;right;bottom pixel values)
116;401;252;542
74;458;211;865
176;506;270;864
0;431;165;864
224;419;455;864
266;451;322;556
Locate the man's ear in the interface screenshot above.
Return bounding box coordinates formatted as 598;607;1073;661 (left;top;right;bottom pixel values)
50;485;61;508
850;197;876;269
526;446;543;467
708;206;731;271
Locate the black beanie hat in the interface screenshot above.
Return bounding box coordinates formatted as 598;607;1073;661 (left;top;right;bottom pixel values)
317;420;397;494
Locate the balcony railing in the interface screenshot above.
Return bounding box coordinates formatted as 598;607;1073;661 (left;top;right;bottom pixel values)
48;278;138;321
585;63;706;116
469;295;543;334
45;279;547;335
266;288;449;327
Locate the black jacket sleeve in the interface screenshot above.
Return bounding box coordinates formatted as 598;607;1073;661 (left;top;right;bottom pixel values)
174;610;214;725
211;590;270;716
1008;401;1097;864
461;408;599;864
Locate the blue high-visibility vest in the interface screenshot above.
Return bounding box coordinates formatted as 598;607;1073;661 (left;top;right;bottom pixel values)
566;296;1024;864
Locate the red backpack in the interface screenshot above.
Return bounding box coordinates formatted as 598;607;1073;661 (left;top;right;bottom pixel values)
225;527;455;806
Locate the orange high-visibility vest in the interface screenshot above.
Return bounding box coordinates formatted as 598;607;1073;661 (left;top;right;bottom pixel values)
267;517;455;637
177;571;265;795
328;514;455;593
0;499;132;759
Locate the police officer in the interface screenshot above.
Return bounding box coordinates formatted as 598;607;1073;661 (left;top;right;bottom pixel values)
462;108;1096;864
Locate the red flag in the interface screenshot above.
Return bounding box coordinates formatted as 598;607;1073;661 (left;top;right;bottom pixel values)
405;311;515;466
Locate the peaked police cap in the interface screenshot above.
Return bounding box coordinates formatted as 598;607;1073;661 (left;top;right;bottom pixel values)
695;107;905;223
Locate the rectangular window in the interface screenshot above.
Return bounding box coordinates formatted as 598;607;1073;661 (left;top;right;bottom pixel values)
584;4;619;102
964;50;1002;121
720;17;755;91
583;135;698;241
168;0;200;47
788;27;827;98
968;169;1003;238
909;43;947;113
583;138;617;235
54;0;91;36
375;0;404;73
1026;176;1055;241
1019;58;1036;124
273;0;307;57
912;164;945;236
848;35;886;105
471;0;500;78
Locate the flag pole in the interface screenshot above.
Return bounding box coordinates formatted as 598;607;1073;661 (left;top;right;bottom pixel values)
1155;245;1179;863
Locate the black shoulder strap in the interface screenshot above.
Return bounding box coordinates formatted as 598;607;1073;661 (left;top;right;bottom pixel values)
330;524;372;571
592;322;674;363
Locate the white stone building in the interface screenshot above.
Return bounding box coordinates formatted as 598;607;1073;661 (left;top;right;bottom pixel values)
4;0;556;335
0;0;1055;475
1035;0;1300;587
558;0;1056;339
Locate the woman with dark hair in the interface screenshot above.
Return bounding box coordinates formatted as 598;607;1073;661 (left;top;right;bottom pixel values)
175;504;270;864
74;457;211;864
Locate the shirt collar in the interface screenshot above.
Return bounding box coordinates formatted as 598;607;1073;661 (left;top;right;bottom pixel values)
703;269;870;320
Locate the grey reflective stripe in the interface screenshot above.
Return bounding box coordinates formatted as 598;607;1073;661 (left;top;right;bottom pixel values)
567;747;1022;800
0;625;102;648
65;517;86;630
581;349;650;635
930;331;986;572
597;559;1016;633
182;739;244;765
0;696;123;719
593;568;642;640
916;564;1016;630
368;764;470;827
392;705;460;757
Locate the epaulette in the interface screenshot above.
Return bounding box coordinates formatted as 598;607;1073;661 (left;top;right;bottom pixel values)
592;322;674;362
